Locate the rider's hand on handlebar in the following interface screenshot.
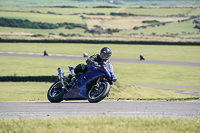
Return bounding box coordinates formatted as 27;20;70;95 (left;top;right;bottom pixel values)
93;62;101;67
102;61;106;65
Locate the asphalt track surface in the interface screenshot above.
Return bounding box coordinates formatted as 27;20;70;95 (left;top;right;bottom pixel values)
0;100;200;118
1;51;200;67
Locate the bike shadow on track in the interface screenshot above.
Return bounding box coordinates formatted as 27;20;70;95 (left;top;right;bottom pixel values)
35;101;90;104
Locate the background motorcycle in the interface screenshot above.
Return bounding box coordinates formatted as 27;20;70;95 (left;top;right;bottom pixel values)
47;64;117;103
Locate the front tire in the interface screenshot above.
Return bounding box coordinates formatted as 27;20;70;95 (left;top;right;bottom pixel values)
87;81;110;103
47;80;66;103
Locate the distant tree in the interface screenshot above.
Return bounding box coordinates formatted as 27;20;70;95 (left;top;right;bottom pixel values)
31;34;44;37
107;28;112;34
133;27;139;30
142;20;160;24
49;33;55;35
66;25;75;29
0;18;86;30
59;33;66;37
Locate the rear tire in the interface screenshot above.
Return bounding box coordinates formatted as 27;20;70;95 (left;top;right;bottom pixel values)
47;80;66;103
87;81;110;103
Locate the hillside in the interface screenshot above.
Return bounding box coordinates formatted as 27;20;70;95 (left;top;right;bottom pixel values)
0;0;200;42
1;0;200;8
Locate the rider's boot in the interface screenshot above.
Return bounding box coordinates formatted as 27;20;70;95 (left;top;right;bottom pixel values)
69;77;76;86
64;74;73;87
65;74;72;82
65;69;76;87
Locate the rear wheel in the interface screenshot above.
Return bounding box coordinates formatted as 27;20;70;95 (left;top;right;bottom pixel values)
47;80;66;103
87;81;110;103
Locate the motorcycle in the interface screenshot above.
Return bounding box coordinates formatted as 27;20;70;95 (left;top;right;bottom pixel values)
47;64;117;103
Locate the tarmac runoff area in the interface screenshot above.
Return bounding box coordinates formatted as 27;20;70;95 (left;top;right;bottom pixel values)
1;51;200;96
0;100;200;118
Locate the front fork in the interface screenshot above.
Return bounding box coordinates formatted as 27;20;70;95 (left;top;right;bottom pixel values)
57;68;68;92
95;77;101;87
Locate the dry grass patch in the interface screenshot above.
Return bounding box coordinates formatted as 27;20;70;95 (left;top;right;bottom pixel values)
84;15;190;30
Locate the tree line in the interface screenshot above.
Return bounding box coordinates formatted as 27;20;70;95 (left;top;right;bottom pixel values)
0;18;86;29
142;20;160;24
110;12;139;16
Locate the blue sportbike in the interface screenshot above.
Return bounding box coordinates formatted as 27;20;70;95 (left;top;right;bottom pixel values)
47;64;117;103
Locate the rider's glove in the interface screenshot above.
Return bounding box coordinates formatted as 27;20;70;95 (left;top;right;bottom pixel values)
93;62;101;67
102;61;106;65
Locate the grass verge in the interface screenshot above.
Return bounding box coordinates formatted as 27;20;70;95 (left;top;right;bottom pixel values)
106;97;200;101
0;82;50;102
1;56;200;86
0;117;199;133
0;82;198;102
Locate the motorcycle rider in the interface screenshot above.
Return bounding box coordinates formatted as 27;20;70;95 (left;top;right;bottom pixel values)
86;47;113;71
65;47;113;86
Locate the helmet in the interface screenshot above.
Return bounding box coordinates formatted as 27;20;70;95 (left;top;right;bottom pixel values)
100;47;112;61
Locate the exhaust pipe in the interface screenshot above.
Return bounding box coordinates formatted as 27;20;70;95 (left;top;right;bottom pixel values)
57;68;63;80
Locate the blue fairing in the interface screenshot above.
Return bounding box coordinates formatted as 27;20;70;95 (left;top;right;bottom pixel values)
112;74;117;82
63;65;117;100
63;70;106;100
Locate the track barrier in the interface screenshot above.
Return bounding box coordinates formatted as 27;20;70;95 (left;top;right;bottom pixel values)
0;76;58;82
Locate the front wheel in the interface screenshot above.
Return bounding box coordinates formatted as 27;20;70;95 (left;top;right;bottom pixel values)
87;81;110;103
47;80;66;103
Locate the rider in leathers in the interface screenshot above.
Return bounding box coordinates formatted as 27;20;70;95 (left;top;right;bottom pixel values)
65;47;113;86
86;47;113;73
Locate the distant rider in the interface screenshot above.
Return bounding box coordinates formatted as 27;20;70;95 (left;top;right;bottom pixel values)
65;47;113;86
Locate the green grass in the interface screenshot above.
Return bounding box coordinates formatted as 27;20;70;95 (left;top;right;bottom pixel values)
0;12;84;24
0;56;83;76
0;0;116;7
85;15;189;30
0;43;200;62
123;8;191;16
0;116;199;133
189;7;200;16
0;6;199;41
119;20;199;36
113;62;200;86
0;56;200;86
179;34;200;39
0;43;200;87
0;81;192;102
0;6;118;14
0;82;51;102
0;26;86;36
109;82;192;99
0;6;193;16
0;54;199;102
